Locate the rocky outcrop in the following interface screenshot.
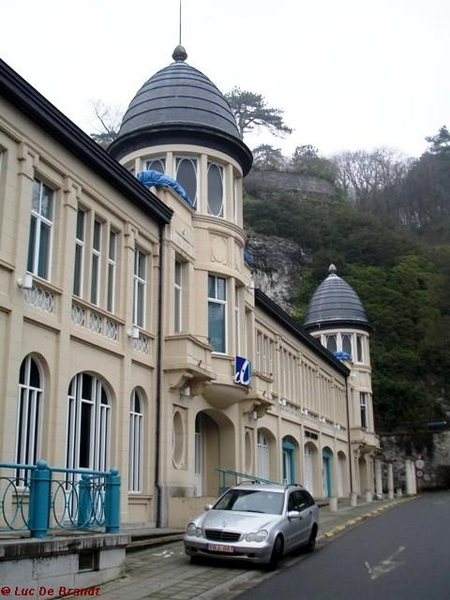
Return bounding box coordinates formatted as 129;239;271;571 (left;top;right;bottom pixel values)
246;236;306;313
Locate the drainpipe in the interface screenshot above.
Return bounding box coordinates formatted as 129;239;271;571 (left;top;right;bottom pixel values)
345;375;354;495
155;223;165;528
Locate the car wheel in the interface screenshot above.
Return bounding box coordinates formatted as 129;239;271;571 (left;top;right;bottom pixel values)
304;525;318;553
265;535;284;571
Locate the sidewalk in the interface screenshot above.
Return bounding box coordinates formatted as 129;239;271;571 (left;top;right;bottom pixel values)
97;495;415;600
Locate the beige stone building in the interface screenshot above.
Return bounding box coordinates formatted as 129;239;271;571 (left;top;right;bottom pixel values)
0;48;378;529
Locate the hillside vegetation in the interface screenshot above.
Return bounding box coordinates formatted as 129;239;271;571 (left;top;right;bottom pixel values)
243;128;450;433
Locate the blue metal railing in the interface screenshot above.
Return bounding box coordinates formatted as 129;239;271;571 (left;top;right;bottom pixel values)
0;459;120;538
216;468;280;494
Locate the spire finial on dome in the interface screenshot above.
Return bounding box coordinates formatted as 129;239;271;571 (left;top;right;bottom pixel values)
329;263;337;274
172;45;188;62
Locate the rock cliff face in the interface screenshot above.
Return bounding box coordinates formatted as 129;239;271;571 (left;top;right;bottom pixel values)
246;236;305;313
245;169;335;201
243;168;334;313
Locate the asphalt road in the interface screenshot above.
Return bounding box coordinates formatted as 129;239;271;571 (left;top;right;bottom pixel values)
235;490;450;600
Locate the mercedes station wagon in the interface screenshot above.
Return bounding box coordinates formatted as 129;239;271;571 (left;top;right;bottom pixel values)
184;482;319;570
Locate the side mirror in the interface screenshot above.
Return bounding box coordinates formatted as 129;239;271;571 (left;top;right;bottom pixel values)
287;510;301;520
204;504;213;511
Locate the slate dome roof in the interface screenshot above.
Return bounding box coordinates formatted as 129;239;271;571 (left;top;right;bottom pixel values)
108;46;252;174
303;264;370;331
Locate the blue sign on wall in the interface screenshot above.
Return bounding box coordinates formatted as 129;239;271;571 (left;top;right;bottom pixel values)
235;356;252;386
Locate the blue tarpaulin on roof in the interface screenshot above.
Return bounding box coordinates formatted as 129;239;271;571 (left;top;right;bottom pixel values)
136;170;192;206
333;351;351;361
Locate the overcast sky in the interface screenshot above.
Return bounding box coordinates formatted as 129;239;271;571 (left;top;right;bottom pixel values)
2;0;449;158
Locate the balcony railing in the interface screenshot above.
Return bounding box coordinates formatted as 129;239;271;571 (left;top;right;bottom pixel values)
0;460;120;538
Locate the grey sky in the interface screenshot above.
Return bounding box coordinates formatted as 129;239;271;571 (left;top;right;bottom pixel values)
2;0;449;158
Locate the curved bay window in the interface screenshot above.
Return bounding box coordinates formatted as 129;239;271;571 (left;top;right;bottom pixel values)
175;157;198;208
207;162;224;217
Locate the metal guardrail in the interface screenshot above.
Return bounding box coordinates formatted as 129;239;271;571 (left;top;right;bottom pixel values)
0;459;120;538
215;468;280;493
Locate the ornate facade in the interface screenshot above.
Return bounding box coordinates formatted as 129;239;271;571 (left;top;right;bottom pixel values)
0;49;378;528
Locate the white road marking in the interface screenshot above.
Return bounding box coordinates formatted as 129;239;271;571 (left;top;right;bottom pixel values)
365;546;406;581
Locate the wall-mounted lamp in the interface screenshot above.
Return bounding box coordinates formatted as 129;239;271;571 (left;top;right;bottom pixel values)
128;326;140;340
17;273;33;290
247;279;255;291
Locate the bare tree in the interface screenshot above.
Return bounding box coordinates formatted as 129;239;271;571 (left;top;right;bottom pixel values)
90;100;124;149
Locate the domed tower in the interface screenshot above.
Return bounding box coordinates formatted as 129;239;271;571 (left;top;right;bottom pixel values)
304;265;379;497
109;47;256;523
109;45;252;183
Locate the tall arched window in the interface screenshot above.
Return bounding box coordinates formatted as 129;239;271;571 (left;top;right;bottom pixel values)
129;389;143;492
175;157;198;208
16;355;43;480
207;162;224;217
66;373;110;473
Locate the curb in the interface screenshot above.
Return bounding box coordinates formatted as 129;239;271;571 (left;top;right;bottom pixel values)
318;496;417;542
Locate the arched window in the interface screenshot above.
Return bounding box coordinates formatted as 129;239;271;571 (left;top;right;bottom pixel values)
326;335;337;353
342;334;352;356
175;157;198;208
207;163;224;217
66;373;110;473
129;389;143;492
16;355;43;480
146;158;165;173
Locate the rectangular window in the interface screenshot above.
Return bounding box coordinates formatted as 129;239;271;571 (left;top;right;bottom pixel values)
73;209;85;297
90;219;102;305
235;290;240;354
208;274;226;353
360;392;368;429
27;178;54;280
133;249;147;328
107;230;117;313
174;260;183;333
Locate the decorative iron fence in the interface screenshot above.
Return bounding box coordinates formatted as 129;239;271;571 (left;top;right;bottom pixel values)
0;460;120;538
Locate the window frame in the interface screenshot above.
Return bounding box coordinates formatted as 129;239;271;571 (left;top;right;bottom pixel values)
129;389;143;493
208;274;227;353
27;177;54;280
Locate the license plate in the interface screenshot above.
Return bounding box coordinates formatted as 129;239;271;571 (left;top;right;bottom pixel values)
207;543;235;553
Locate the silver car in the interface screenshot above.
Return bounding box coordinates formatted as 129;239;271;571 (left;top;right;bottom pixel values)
184;482;319;570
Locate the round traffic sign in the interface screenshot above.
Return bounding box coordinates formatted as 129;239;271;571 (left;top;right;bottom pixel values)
415;459;425;469
416;469;424;478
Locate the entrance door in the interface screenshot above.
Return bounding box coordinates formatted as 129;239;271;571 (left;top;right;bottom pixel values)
322;450;332;497
282;440;296;484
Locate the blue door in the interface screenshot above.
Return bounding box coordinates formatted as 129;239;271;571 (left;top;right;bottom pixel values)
282;440;296;484
322;449;332;497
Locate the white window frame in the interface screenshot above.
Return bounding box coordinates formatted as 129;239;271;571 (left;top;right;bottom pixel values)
107;229;117;313
66;372;110;473
360;392;368;429
90;219;102;305
207;161;225;217
175;156;198;209
129;389;143;493
73;208;85;297
174;259;183;333
27;177;54;280
133;248;147;329
16;355;43;483
208;275;227;353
